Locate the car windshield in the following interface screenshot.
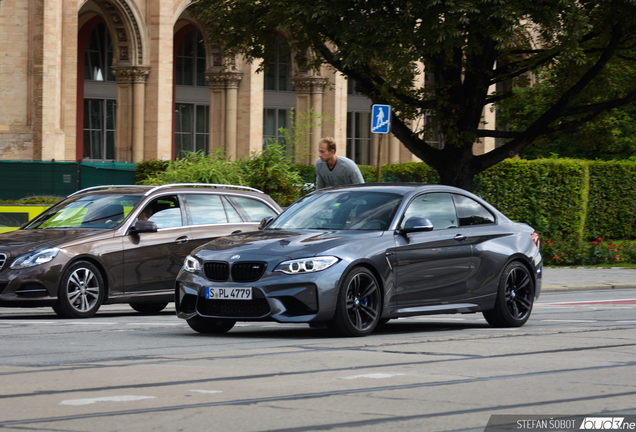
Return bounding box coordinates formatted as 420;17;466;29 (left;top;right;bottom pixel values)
270;191;402;231
25;194;142;229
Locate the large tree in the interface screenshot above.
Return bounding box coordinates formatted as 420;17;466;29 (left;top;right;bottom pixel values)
195;0;636;190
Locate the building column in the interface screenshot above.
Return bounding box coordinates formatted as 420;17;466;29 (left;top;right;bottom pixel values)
291;76;328;164
205;71;243;159
111;66;150;163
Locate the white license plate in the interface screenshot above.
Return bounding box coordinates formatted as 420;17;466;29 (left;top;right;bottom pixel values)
206;287;252;300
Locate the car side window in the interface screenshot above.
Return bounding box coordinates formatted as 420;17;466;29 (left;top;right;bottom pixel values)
403;193;458;230
186;194;239;225
453;194;495;226
141;196;183;229
227;196;277;222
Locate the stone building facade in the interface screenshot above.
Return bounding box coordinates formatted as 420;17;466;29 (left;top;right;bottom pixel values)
0;0;496;165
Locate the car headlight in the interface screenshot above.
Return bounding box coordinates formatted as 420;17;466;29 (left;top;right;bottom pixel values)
10;247;60;270
183;255;202;273
275;256;339;274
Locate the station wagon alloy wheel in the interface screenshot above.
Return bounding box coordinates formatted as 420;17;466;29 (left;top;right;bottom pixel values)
53;261;105;318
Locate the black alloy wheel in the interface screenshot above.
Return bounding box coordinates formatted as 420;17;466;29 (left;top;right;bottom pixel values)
483;261;534;327
329;267;382;337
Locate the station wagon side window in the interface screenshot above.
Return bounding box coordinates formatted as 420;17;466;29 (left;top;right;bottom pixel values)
226;196;278;222
453;194;495;226
185;194;241;225
140;195;183;229
403;193;458;230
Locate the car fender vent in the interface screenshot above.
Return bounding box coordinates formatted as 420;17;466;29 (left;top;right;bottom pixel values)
204;261;229;282
231;262;267;282
0;253;6;271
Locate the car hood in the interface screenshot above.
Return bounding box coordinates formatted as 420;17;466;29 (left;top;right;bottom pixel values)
193;229;384;261
0;229;108;256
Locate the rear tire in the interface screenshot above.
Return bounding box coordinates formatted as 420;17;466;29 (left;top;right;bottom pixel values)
483;261;534;327
129;302;168;315
53;261;105;318
328;267;382;337
186;315;236;334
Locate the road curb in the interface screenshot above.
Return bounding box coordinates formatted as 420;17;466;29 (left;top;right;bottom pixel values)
542;282;636;293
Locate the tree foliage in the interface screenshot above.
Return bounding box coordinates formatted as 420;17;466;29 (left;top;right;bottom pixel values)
195;0;636;190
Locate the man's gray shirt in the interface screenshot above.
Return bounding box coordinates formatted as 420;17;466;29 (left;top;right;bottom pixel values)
315;156;365;189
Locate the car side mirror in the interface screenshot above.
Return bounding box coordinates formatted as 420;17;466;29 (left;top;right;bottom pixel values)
397;217;434;234
258;216;275;230
130;220;158;234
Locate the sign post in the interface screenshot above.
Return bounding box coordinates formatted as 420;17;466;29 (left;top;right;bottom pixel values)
371;104;391;182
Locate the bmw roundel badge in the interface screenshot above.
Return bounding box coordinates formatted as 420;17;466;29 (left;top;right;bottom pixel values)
231;255;240;260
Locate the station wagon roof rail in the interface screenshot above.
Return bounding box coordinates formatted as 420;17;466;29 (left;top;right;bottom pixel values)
68;185;149;197
68;183;264;198
144;183;264;196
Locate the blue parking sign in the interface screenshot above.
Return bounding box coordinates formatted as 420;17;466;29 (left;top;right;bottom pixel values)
371;104;391;134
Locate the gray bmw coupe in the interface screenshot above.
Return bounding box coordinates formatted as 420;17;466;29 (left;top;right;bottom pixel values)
176;184;542;337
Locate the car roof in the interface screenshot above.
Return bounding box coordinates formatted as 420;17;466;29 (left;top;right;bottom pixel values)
312;183;466;195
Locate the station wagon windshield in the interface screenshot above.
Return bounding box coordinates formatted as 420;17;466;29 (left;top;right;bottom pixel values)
26;195;142;229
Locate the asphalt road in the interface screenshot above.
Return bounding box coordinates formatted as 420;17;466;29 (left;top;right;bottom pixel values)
0;289;635;432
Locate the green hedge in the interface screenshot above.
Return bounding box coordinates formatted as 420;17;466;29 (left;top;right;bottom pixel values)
585;161;636;240
473;159;589;242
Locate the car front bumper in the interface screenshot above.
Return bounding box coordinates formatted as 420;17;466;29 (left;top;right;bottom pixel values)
175;259;350;324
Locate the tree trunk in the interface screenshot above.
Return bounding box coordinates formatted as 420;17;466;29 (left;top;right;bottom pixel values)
437;165;475;192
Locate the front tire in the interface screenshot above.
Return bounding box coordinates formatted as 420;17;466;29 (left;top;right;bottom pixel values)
329;267;382;337
129;302;168;314
483;261;534;327
53;261;105;318
186;315;236;334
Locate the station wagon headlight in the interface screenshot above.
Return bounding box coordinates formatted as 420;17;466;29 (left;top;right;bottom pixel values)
183;255;202;273
275;256;339;274
10;247;60;269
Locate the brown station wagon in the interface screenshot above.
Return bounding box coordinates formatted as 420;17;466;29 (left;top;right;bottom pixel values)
0;184;281;318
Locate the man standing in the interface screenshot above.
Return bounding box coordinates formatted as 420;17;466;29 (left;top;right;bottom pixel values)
315;137;365;189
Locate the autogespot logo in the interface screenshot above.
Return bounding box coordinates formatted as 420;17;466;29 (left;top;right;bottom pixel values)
580;418;628;430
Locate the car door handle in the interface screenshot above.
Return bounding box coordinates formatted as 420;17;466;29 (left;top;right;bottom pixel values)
454;234;467;242
175;236;189;244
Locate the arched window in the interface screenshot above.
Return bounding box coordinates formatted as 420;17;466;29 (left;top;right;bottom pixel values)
346;79;372;164
175;28;207;87
263;35;294;150
82;20;117;161
174;27;210;158
84;21;115;82
264;35;291;92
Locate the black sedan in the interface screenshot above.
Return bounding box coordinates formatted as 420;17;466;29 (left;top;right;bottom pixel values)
176;184;542;337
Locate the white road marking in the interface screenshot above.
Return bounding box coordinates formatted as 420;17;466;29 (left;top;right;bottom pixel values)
541;319;597;323
0;321;57;325
188;390;223;394
70;322;117;325
60;395;156;406
126;322;182;326
341;373;405;380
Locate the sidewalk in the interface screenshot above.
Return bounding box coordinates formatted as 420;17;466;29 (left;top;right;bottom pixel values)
542;267;636;292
